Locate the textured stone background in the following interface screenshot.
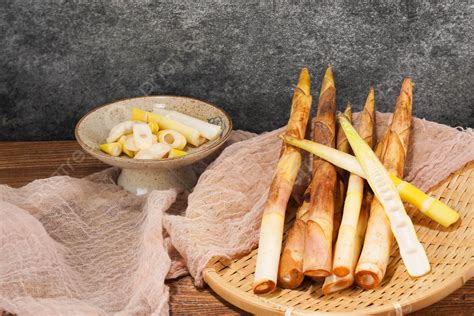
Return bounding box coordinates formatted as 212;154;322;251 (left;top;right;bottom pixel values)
1;0;473;140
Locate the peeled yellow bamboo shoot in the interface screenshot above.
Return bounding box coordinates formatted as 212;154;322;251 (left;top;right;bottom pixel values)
279;136;459;227
390;175;459;227
303;66;337;278
253;68;312;294
277;185;311;289
333;87;375;277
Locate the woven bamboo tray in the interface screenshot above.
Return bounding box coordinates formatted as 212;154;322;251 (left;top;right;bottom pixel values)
203;161;474;315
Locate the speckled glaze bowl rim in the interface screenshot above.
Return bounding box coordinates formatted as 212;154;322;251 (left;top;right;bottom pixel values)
75;95;233;164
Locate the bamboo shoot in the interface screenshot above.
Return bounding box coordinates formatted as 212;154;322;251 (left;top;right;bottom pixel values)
333;104;352;244
277;185;311;289
322;193;370;294
303;66;337;278
253;68;312;294
333;87;375;277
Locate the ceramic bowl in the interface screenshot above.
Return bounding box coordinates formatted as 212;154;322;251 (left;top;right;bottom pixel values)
75;96;232;194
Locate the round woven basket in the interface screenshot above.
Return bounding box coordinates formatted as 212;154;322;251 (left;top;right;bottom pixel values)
203;162;474;315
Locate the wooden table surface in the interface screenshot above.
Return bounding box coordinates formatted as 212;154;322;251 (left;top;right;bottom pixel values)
0;141;472;315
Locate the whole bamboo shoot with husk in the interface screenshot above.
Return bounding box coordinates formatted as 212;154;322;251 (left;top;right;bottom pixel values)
353;78;430;288
303;66;337;278
253;68;312;294
280;135;459;227
277;185;311;289
333;103;352;244
333;87;375;277
322;193;370;294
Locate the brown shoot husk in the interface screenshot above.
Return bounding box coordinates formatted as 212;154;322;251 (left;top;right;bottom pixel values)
355;79;413;289
333;103;352;244
253;68;313;294
336;104;353;178
303;66;337;278
277;185;311;289
358;86;376;148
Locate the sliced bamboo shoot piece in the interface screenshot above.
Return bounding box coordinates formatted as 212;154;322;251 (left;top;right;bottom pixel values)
124;134;139;152
168;148;187;158
157;130;187;150
131;107;149;122
148;113;202;146
153;107;222;140
134;143;171;160
106;121;134;143
197;136;207;146
149;143;171;158
118;135;135;157
280;136;459;227
100;142;122;157
337;114;430;277
148;120;159;134
133;122;153;150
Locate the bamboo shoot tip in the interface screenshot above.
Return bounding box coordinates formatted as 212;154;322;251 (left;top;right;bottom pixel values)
403;77;414;88
320;65;335;94
300;67;309;75
297;68;311;95
325;65;334;76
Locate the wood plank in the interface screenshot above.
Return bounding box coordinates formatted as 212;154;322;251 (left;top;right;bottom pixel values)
167;277;248;315
0;141;107;187
0;140;472;315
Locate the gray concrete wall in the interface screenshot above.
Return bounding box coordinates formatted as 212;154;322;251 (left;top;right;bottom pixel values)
1;0;472;140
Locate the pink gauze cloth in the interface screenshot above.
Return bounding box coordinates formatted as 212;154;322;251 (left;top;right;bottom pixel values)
0;112;473;315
